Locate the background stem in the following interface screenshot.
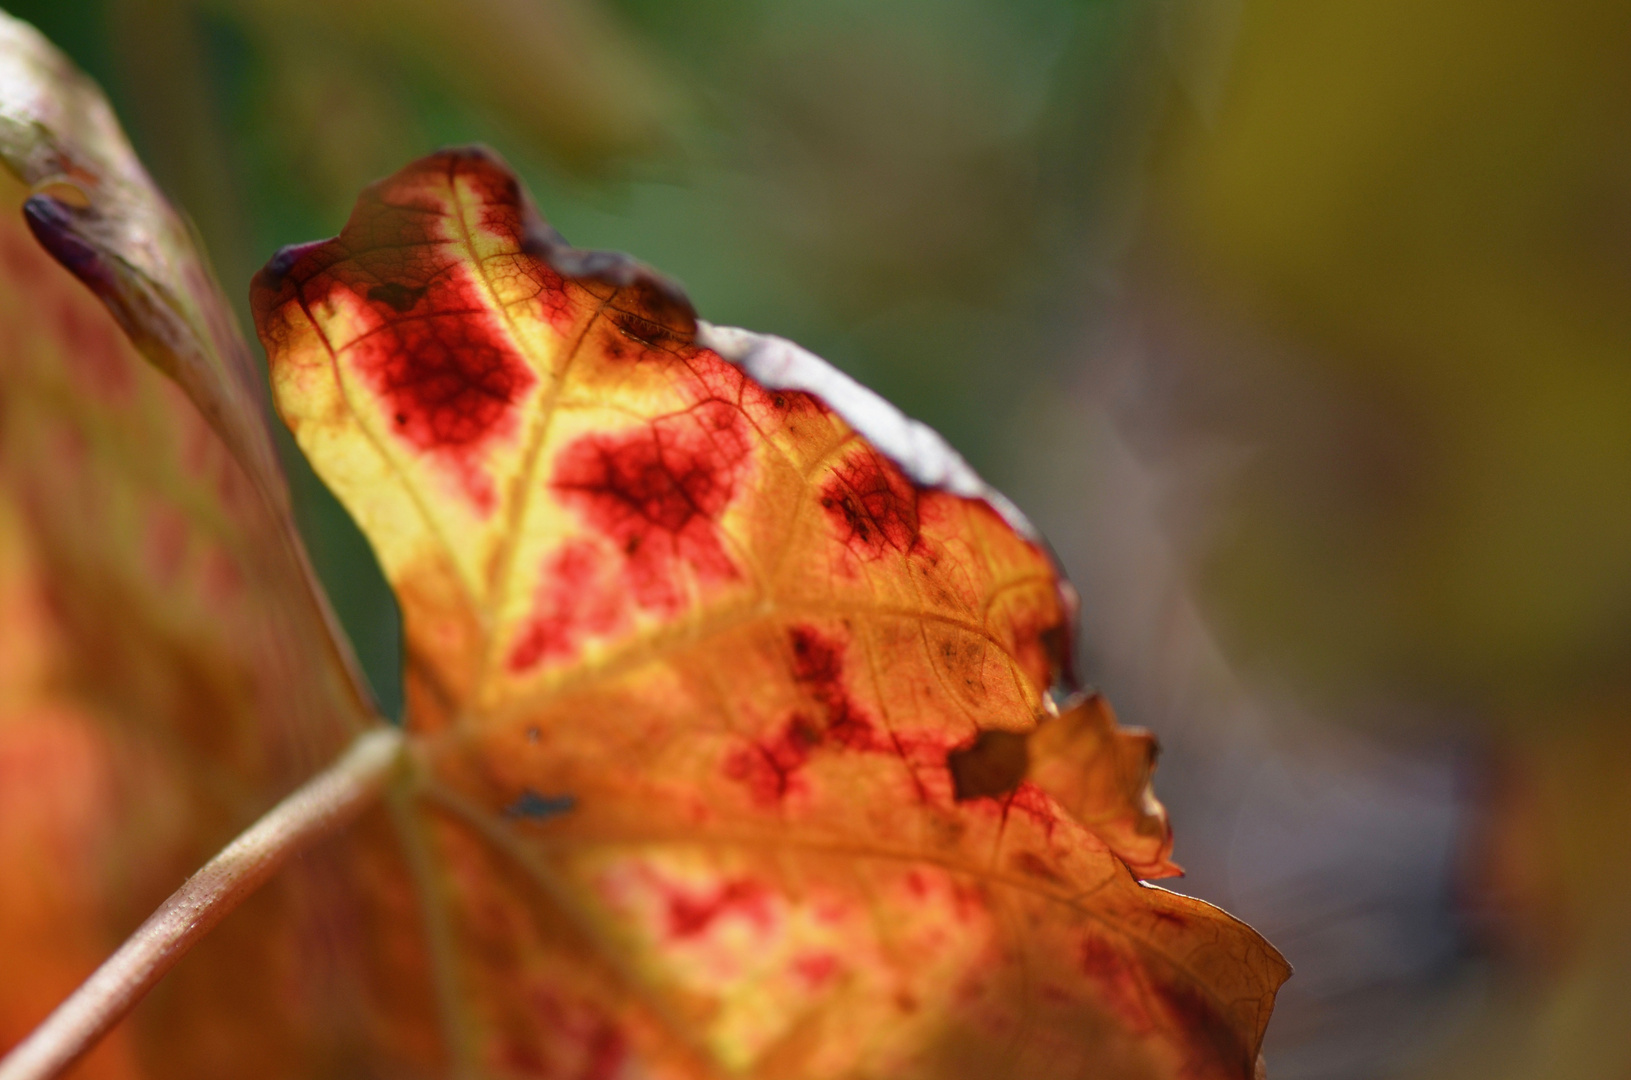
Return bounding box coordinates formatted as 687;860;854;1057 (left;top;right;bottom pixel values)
0;726;405;1080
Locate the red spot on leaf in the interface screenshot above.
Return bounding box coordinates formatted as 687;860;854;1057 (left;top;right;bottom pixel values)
724;714;820;807
664;878;772;940
512;989;630;1080
788;625;887;752
724;627;899;806
578;1025;629;1080
819;448;921;561
508;540;627;672
348;296;535;513
723;357;831;434
950;880;986;923
551;399;752;615
792;952;840;988
1005;781;1062;838
255;153;573;513
1078;932;1247;1071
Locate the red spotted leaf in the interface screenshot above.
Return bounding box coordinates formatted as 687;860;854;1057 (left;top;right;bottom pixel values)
251;147;1289;1079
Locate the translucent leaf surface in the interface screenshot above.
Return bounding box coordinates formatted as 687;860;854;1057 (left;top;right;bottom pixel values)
253;148;1288;1080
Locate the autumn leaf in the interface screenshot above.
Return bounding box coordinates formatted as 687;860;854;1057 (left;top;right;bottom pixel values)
250;146;1289;1079
0;11;1286;1078
0;13;391;1077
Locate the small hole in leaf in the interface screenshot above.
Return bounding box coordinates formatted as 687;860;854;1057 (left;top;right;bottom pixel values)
947;729;1029;801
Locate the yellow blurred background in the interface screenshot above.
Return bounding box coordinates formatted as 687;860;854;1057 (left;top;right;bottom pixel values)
13;1;1631;1076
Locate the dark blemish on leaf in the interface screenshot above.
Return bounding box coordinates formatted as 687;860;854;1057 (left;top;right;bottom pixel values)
368;281;428;312
723;715;820;806
788;625;885;751
504;788;576;820
352;289;533;464
1040;984;1076;1006
726;627;903;805
1156;977;1253;1073
550;399;752;615
948;729;1029;801
785;714;823;752
819;448;921;560
24;195;114;294
609;308;674;347
1079;937;1122;979
581;1025;628;1080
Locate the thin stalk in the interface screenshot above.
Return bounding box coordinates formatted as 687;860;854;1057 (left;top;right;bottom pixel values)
0;726;405;1080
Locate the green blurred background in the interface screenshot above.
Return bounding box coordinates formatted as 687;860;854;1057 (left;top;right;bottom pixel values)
15;1;1631;1077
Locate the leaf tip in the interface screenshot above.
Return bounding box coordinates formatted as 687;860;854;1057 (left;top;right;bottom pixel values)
21;192;106;292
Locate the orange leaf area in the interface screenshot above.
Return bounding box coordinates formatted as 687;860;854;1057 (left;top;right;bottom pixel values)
253;148;1288;1079
1029;694;1180;881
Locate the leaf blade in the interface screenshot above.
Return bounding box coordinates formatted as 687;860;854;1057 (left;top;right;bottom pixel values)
258;147;1289;1079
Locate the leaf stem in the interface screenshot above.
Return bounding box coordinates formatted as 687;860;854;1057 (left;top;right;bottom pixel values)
0;726;406;1080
